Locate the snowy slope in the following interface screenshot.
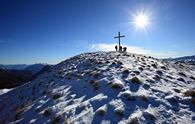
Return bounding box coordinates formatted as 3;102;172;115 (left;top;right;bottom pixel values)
0;88;12;95
0;52;194;124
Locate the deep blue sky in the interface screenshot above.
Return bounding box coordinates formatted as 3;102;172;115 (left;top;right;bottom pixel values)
0;0;195;64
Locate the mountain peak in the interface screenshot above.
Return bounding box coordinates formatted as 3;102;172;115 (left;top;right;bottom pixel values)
0;52;194;123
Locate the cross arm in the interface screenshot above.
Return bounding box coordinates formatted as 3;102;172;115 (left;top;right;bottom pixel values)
114;35;125;38
120;35;125;37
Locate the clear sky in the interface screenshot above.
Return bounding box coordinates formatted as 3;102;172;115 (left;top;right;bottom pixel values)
0;0;195;64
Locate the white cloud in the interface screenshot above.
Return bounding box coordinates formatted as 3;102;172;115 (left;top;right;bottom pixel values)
90;43;179;58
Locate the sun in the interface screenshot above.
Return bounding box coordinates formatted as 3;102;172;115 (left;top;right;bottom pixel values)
132;12;150;30
134;14;149;28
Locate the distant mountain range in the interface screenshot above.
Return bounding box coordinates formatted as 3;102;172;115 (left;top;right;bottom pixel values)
0;63;46;72
0;64;28;70
0;63;52;89
168;55;195;62
23;63;47;74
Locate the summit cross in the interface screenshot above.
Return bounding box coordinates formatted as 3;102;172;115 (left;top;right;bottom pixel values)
114;32;125;50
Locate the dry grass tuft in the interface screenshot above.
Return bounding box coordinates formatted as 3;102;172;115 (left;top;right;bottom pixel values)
111;83;122;89
90;80;100;90
77;74;82;79
97;109;106;116
127;95;136;101
91;72;99;78
115;109;124;117
141;95;149;102
52;114;61;124
66;73;72;80
183;89;195;97
130;117;138;124
63;119;71;124
131;77;141;84
15;107;23;120
43;108;52;117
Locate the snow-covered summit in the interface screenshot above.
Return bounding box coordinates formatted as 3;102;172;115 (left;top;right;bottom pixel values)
0;52;195;124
